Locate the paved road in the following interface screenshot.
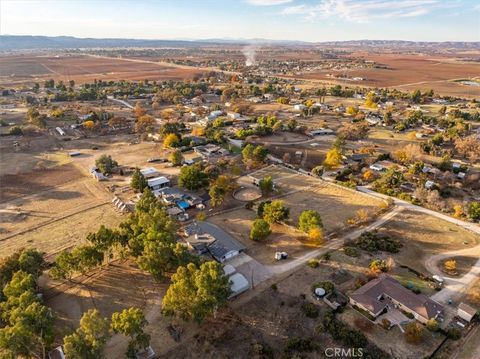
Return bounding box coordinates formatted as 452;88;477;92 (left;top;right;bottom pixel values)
106;95;134;109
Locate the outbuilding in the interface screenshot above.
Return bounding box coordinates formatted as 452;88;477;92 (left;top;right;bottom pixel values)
229;273;250;298
140;167;160;179
457;302;477;322
147;176;170;190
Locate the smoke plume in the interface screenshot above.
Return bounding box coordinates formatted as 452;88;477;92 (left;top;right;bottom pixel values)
242;45;258;66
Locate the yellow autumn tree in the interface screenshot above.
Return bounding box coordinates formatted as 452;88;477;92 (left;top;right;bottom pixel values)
323;147;342;169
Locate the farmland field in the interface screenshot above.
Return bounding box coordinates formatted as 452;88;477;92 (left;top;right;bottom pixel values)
288;53;480;98
0;54;204;86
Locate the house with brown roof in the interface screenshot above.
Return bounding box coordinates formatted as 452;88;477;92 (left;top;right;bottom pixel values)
349;274;444;324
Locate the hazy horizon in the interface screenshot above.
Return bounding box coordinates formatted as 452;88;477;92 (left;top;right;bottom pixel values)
1;0;479;42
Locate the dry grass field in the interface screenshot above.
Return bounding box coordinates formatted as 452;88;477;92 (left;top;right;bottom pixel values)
250;166;385;231
42;260;191;358
292;53;480;98
377;210;480;274
0;54;204;86
208;166;384;264
0;203;123;258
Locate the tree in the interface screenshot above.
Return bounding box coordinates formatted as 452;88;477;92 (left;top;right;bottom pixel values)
262;200;289;224
95;155;118;175
455;135;480;161
369;259;388;273
426;319;439;332
168;149;183;166
133;103;146;118
111;308;150;358
364;91;378;108
163;133;180;149
323;147;342;169
49;250;77;280
63;309;111;359
242;144;268;168
444;259;456;272
135;115;154;133
137;241;194;281
178;164;207;190
298;210;323;233
131;168;148;192
467;201;480;221
250;219;271;241
0;249;45;288
0;271;54;359
308;227;324;244
162;262;231;323
404;322;424;344
259;175;274;196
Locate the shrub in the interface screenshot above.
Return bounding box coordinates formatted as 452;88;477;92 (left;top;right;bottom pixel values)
369;259;388;273
284;337;317;354
344;246;359;257
251;342;273;358
353;231;402;253
405;322;424;344
426;319;439;332
9;126;23;136
301;302;319;318
323;252;331;261
381;318;391;330
447;327;462;340
270;283;278;291
307;259;320;268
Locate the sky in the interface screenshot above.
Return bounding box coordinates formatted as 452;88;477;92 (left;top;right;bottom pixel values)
0;0;479;42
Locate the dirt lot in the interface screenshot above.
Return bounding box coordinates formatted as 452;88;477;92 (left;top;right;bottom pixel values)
42;260;192;358
338;308;444;359
250;166;385;231
0;203;123;258
377;210;480;274
161;287;334;359
0;54;204;86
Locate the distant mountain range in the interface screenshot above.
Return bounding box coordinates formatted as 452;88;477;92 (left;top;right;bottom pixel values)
0;35;478;50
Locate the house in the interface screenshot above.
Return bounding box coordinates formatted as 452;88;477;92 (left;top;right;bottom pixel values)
366;115;382;126
369;163;387;172
349;274;444;324
457;302;477;322
293;104;307;111
227;112;240;120
208;242;239;263
140;167;160;179
425;180;436;190
147;176;170;190
309;128;334;136
186;221;246;262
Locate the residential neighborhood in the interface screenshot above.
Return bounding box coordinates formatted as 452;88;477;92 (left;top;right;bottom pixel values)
0;1;479;358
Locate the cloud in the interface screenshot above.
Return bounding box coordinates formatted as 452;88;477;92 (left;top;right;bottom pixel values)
281;0;445;22
247;0;293;6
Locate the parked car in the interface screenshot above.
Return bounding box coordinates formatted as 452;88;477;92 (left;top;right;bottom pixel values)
274;252;288;261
